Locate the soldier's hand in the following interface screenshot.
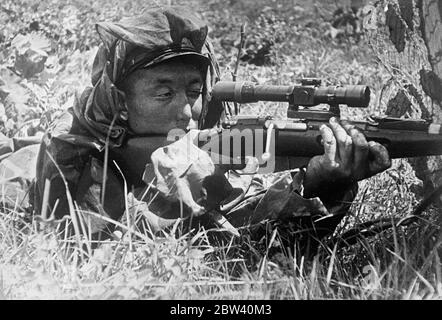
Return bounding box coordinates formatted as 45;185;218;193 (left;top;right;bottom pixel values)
303;117;391;198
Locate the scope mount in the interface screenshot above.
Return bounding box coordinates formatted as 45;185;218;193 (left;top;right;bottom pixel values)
288;78;341;121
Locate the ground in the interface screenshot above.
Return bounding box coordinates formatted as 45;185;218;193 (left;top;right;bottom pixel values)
0;0;440;299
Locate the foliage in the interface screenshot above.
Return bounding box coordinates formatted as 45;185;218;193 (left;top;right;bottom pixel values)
0;0;440;300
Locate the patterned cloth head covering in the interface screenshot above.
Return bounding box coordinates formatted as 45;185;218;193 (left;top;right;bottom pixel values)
73;5;224;148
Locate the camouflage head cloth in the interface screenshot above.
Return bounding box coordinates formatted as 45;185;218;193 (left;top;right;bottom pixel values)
73;5;224;149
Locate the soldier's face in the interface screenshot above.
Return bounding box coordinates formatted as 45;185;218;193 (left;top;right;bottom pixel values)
122;60;204;135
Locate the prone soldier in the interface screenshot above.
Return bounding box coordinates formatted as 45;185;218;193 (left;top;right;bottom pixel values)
1;6;391;255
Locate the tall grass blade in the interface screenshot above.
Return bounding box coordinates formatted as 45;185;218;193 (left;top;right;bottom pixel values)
326;244;337;286
46;151;82;251
40;179;51;221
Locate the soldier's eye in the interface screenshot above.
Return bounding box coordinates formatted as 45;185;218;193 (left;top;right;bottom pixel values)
187;90;202;99
156;90;173;98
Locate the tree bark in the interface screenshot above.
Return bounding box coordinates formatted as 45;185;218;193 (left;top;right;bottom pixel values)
413;0;442;200
379;0;442;201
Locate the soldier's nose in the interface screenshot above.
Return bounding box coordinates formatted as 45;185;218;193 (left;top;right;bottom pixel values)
177;102;192;122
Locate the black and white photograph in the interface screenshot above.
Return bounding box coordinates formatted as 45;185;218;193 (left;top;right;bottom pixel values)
0;0;441;303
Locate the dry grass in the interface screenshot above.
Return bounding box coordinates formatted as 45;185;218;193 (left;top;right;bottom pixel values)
0;0;441;300
1;202;440;299
1;160;440;300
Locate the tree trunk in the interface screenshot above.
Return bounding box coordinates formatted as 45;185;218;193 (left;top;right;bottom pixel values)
371;0;442;201
414;0;442;198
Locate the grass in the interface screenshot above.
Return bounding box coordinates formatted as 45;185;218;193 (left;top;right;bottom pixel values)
0;206;440;299
1;163;440;300
0;0;441;299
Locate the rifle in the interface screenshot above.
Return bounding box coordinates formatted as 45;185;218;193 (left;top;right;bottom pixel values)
205;79;442;165
204;79;442;240
113;79;442;239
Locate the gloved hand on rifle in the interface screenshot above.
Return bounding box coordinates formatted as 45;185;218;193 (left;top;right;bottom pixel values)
303;117;391;202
